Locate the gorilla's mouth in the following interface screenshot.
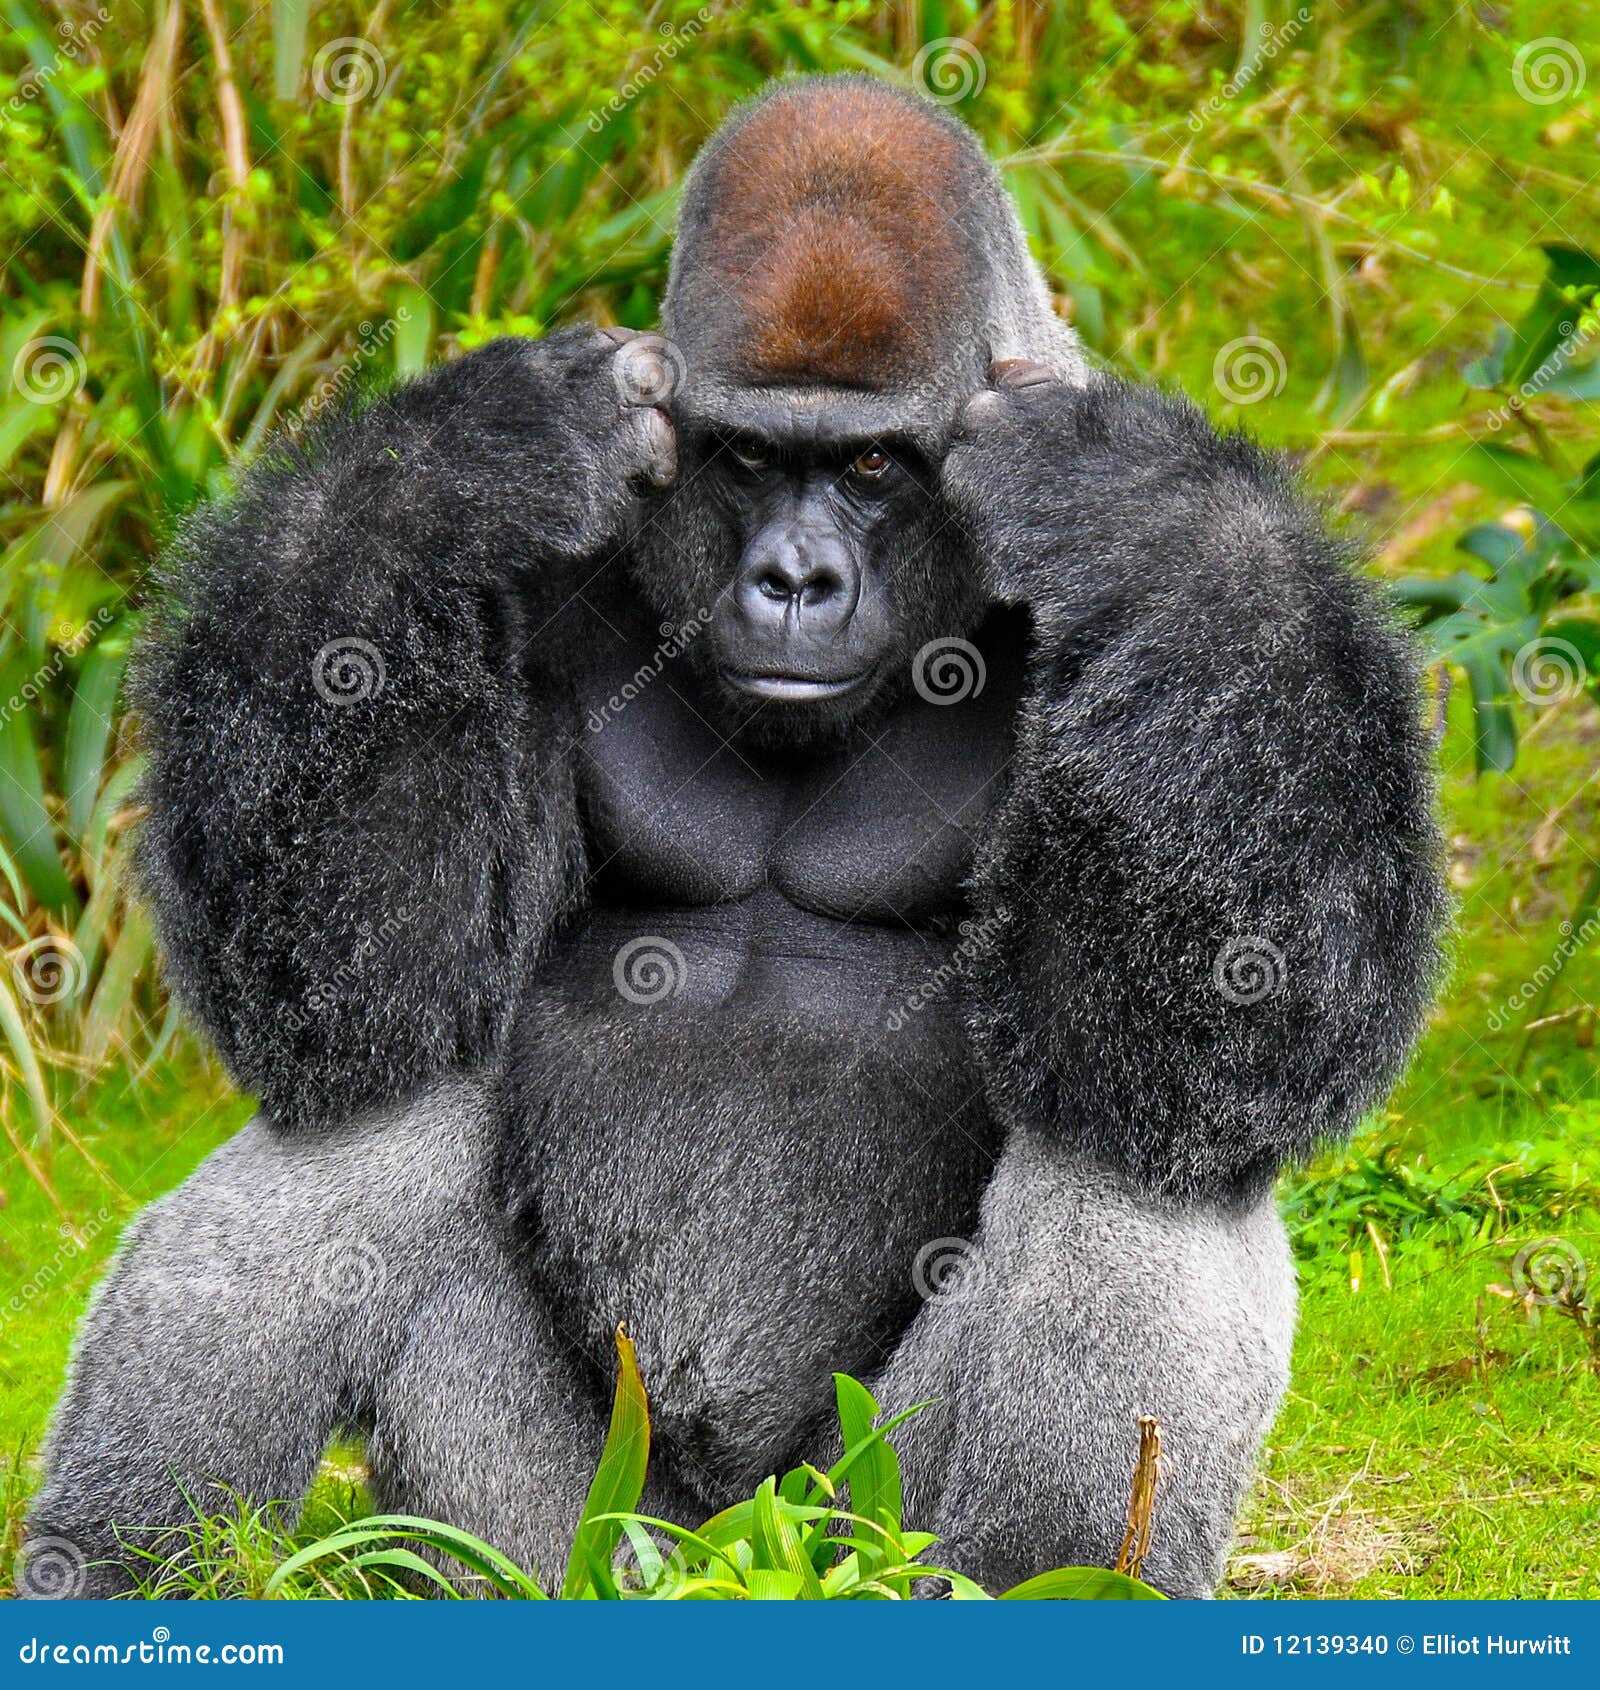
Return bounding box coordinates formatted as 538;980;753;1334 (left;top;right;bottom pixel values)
723;669;872;703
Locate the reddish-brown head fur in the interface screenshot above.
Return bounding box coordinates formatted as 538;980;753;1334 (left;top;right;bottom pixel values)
699;80;966;390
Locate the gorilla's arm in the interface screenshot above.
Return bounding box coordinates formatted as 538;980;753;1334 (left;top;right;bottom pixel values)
134;329;668;1128
947;375;1446;1201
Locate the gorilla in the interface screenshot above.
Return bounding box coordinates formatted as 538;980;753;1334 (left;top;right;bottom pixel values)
26;75;1443;1600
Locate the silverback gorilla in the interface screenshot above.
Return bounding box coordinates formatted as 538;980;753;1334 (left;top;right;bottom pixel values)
27;76;1444;1599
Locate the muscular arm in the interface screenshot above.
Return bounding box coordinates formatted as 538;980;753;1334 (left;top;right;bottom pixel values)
945;374;1446;1200
133;329;675;1128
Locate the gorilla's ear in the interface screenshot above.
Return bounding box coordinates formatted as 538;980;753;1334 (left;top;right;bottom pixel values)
661;74;1088;449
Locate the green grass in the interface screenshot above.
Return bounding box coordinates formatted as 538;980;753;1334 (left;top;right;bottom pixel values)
1238;1211;1600;1599
1221;684;1600;1599
0;1054;247;1517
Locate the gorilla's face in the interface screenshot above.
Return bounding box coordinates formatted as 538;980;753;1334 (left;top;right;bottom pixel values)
633;418;988;746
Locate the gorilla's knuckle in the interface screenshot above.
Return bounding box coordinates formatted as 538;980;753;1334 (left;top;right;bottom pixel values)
961;389;1010;431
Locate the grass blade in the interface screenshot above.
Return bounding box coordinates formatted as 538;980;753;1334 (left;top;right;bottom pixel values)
561;1324;651;1599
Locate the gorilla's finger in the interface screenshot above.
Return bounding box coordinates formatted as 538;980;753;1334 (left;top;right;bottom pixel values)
989;358;1056;389
631;406;677;489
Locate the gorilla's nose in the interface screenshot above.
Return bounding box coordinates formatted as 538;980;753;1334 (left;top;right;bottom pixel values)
735;533;858;638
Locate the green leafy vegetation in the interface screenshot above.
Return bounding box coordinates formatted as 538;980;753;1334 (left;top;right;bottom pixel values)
261;1337;1161;1600
3;0;1600;1601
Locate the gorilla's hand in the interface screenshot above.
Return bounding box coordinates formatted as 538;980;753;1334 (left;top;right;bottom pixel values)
591;328;680;490
938;358;1081;605
521;326;680;560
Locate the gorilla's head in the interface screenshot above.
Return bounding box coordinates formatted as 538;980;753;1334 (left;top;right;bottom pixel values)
629;74;1085;744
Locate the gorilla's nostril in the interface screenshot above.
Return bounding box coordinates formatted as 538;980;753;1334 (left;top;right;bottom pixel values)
799;570;841;607
757;571;792;603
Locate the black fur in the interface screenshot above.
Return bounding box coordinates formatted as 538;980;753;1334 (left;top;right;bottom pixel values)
130;330;641;1127
135;358;1442;1199
946;375;1446;1200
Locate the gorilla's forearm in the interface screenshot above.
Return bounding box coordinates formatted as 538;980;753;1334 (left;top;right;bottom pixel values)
954;377;1446;1200
130;335;621;1127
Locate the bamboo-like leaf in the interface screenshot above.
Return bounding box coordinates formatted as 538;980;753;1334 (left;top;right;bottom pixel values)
271;0;310;100
831;1373;902;1547
79;904;154;1071
391;284;435;378
0;660;76;911
744;1567;804;1600
342;1546;456;1596
63;629;131;839
266;1515;544;1598
998;1567;1166;1600
750;1477;822;1597
83;755;145;877
561;1324;651;1599
584;1512;741;1581
0;971;57;1154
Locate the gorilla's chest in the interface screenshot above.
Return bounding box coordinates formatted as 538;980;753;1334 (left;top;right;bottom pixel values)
574;629;1018;930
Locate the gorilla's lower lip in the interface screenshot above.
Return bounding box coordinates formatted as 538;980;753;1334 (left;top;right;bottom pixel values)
725;670;870;702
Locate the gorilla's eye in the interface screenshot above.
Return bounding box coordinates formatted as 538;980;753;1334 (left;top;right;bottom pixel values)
850;446;892;483
730;440;771;474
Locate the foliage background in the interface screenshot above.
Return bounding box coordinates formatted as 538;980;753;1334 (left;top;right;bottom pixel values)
1;0;1599;1597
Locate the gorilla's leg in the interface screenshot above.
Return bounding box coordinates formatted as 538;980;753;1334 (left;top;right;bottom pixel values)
874;1131;1295;1599
363;1270;605;1591
25;1079;604;1598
